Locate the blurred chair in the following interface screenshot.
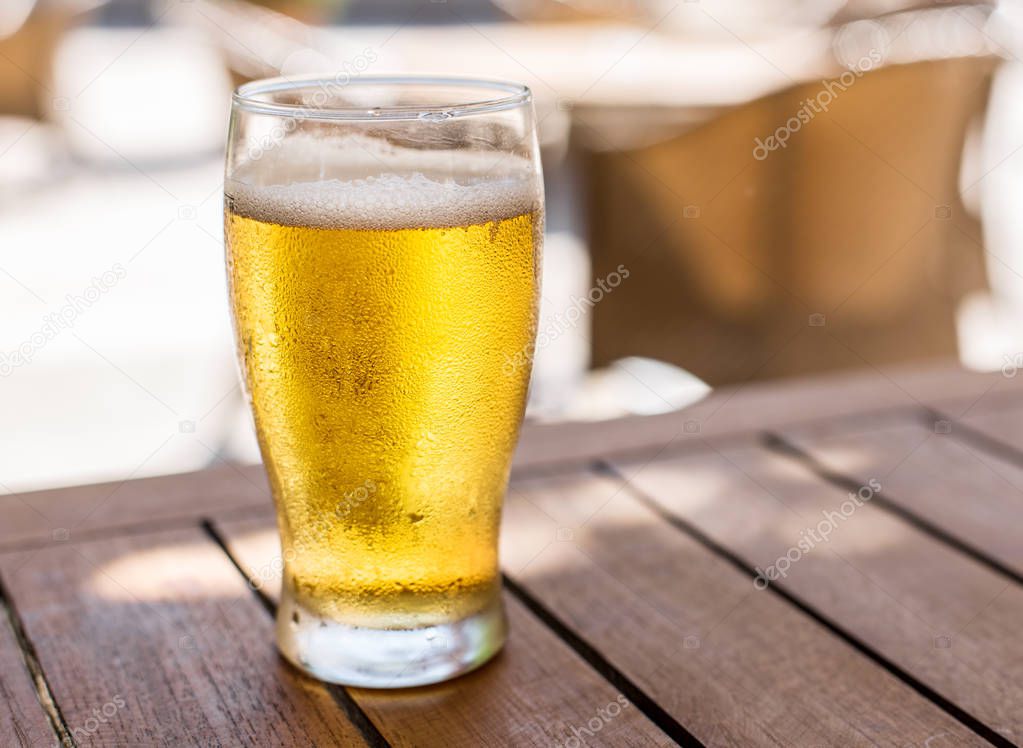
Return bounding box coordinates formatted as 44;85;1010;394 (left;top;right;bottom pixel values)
580;54;995;384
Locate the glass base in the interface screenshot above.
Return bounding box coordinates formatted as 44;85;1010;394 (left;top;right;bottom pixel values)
276;593;507;688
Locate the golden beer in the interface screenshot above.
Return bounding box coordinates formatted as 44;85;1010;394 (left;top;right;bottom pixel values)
226;176;541;631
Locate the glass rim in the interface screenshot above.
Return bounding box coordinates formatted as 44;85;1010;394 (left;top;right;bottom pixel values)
232;74;532;122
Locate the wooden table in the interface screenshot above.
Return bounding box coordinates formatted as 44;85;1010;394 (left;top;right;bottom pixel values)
4;361;1023;747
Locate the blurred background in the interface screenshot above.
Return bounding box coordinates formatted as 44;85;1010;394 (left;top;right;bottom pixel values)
3;0;1022;492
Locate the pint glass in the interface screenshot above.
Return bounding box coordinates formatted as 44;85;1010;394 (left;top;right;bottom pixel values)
224;76;542;687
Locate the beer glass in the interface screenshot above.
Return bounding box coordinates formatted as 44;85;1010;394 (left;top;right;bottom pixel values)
224;76;542;687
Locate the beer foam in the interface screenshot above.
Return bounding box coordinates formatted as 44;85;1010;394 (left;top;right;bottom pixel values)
229;173;538;231
227;135;540;230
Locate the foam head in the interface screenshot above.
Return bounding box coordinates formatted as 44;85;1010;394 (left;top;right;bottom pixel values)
227;135;541;230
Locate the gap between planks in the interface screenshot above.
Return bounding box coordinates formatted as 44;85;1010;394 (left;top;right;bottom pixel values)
3;505;678;747
199;521;392;748
202;519;693;748
925;404;1023;481
594;457;1017;748
501;574;702;748
0;572;76;747
763;429;1023;591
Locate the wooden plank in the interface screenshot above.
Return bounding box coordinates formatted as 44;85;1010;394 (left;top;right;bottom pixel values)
779;417;1023;578
610;444;1023;740
931;376;1023;422
0;463;270;549
0;599;58;748
513;360;1023;471
214;514;673;748
3;362;1014;549
934;395;1023;457
0;527;369;747
499;469;986;746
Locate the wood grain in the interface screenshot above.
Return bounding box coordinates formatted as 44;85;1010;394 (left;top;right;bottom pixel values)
609;444;1023;739
779;417;1023;578
499;469;985;746
0;463;270;550
213;514;673;748
0;599;57;747
0;528;369;747
4;363;1023;747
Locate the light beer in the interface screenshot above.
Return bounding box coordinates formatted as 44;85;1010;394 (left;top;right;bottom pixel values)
226;169;541;630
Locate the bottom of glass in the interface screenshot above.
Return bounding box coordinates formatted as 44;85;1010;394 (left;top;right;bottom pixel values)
276;592;507;688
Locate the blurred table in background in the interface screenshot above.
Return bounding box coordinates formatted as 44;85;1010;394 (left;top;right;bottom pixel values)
3;360;1022;745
